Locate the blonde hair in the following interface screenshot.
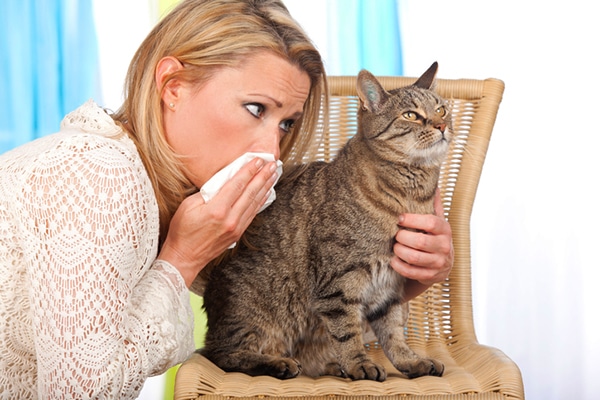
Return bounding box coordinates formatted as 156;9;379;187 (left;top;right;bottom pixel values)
113;0;327;243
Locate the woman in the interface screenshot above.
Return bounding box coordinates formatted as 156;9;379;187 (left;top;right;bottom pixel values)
0;0;452;398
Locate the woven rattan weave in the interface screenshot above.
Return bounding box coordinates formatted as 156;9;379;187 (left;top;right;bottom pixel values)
174;75;524;400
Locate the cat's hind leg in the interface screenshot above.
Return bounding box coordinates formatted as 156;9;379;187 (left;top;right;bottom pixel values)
201;328;303;380
201;347;302;379
221;350;302;379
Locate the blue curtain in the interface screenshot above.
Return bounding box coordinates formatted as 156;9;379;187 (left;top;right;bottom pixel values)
326;0;403;76
0;0;100;154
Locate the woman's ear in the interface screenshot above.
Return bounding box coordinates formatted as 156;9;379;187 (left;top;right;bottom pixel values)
156;56;185;107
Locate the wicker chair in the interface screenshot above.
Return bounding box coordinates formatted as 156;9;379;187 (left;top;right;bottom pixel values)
173;75;524;400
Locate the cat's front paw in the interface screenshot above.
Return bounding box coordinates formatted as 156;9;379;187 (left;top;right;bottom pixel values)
323;362;347;378
397;357;444;379
264;357;303;380
345;360;386;381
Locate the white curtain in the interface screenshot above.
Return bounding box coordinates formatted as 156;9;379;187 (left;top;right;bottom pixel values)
285;0;402;76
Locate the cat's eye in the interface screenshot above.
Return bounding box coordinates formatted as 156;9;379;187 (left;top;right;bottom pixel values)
402;111;418;121
245;103;265;119
436;106;447;117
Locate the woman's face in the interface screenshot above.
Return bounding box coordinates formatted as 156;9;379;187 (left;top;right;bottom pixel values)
160;51;311;188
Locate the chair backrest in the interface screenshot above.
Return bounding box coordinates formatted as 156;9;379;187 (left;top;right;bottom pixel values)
306;75;505;347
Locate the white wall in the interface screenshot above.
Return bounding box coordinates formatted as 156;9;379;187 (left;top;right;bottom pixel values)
399;1;599;399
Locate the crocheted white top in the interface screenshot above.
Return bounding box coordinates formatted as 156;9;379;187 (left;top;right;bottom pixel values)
0;101;195;399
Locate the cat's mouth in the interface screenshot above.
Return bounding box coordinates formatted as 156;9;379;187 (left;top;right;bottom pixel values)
433;134;449;146
436;127;452;144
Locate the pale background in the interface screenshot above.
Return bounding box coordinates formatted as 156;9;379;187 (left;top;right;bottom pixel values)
92;1;600;399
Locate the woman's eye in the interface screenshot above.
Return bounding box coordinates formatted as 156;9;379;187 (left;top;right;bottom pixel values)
245;103;265;118
436;106;447;117
403;111;418;121
279;119;295;134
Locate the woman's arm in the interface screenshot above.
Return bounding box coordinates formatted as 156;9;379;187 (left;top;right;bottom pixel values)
21;137;194;398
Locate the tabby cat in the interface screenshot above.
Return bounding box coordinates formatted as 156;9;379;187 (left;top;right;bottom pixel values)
200;62;451;381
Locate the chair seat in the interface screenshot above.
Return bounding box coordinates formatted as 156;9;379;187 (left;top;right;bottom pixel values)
174;340;522;399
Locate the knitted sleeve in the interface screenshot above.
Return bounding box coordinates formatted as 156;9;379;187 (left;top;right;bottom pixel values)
18;133;195;398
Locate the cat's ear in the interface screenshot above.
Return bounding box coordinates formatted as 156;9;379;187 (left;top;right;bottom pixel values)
413;61;438;90
357;70;389;113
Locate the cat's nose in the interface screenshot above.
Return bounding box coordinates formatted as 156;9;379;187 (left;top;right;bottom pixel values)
435;123;446;133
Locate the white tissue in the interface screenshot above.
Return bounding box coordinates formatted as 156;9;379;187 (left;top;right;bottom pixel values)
200;152;283;248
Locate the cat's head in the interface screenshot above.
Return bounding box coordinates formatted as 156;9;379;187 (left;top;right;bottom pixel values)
356;62;452;167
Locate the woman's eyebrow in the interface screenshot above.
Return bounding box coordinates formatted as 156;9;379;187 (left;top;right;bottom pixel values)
248;93;283;107
248;93;304;118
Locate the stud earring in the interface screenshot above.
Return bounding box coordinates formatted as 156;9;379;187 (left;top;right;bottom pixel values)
168;102;175;109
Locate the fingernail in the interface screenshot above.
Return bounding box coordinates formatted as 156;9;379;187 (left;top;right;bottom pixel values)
255;158;265;168
269;162;277;173
398;214;405;224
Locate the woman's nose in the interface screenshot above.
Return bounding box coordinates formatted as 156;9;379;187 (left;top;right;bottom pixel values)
258;126;282;160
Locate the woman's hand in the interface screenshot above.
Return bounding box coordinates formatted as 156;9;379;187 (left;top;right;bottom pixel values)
158;158;279;287
390;189;454;301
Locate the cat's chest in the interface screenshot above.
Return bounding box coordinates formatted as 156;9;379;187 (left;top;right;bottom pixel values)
363;257;404;304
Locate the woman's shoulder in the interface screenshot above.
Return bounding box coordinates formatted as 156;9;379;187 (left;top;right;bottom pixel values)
2;101;143;175
60;99;122;136
57;99;140;164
